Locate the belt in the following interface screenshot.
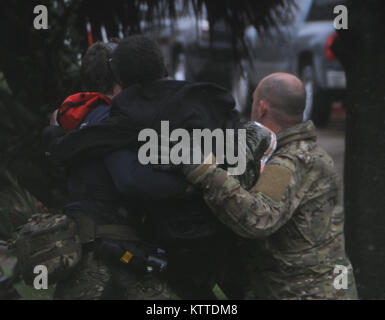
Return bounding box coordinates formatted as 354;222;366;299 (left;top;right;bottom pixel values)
67;210;139;243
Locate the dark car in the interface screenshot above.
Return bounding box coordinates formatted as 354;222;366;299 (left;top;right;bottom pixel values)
242;0;347;125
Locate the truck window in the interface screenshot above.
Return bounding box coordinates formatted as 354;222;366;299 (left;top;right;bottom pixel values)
306;0;347;21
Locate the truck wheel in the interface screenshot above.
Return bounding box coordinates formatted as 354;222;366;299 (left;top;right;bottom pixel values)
301;65;331;127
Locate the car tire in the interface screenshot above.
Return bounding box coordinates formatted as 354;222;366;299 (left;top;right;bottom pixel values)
301;65;331;127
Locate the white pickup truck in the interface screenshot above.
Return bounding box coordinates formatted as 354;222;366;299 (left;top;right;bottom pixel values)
241;0;347;126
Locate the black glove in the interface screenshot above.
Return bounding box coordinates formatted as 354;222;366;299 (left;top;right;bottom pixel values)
41;125;66;157
149;134;217;183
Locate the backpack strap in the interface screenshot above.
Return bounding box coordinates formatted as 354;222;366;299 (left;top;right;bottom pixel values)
68;211;139;243
96;225;140;241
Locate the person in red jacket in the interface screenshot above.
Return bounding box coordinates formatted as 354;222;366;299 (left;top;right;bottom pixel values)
44;41;188;299
49;41;121;130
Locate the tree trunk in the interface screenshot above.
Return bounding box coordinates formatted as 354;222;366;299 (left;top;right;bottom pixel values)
333;0;385;299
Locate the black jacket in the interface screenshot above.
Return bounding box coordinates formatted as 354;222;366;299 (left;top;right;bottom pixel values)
46;79;241;241
45;80;244;298
48;79;239;166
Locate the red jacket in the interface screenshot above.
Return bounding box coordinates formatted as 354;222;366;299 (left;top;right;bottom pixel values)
57;92;111;131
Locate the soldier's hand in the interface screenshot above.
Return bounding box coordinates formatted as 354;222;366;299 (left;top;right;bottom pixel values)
149;134;217;184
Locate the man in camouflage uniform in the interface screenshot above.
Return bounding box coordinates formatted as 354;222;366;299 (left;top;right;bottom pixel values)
180;73;358;299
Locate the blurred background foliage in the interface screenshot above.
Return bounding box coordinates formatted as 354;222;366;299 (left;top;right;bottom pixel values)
0;0;288;211
0;0;384;299
0;170;41;240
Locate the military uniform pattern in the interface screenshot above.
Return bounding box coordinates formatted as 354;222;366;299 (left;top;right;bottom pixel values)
125;275;178;300
54;251;110;300
14;213;82;286
235;121;276;190
197;121;357;300
54;250;176;300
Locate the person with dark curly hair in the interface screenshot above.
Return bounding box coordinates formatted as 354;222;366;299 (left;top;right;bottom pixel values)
46;34;276;300
110;35;168;88
80;41;121;96
44;39;189;300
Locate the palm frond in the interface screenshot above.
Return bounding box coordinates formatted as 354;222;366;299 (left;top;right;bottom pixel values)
0;170;40;240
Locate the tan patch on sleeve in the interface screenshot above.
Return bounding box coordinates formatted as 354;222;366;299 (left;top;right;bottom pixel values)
251;165;292;202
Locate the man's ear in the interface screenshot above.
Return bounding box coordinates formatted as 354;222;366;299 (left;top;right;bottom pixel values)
259;100;268;119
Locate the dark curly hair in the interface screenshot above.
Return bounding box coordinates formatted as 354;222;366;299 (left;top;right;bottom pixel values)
111;35;167;88
80;41;118;94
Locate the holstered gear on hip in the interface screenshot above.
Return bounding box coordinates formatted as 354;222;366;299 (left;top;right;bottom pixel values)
13;212;167;286
14;213;82;285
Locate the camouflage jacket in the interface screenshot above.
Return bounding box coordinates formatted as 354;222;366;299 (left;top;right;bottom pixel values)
197;121;357;299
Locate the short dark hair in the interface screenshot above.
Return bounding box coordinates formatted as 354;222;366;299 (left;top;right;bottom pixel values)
80;42;117;94
257;74;306;117
111;35;167;88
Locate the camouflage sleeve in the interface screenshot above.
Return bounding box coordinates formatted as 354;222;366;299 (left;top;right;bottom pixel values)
198;156;306;239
